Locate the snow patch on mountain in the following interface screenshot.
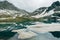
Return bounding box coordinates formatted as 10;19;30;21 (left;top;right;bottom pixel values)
31;8;54;18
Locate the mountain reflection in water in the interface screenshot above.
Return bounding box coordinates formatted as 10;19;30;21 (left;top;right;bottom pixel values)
0;22;60;40
0;22;35;40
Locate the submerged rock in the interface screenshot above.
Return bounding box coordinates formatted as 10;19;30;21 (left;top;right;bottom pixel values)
0;31;17;40
50;31;60;38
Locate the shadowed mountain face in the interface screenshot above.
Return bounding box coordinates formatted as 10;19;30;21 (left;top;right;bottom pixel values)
32;7;47;15
46;1;60;12
33;1;60;16
0;0;20;11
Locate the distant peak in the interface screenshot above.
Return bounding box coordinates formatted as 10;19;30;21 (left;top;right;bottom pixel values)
46;1;60;12
0;0;7;2
0;0;8;3
0;0;20;11
52;1;60;6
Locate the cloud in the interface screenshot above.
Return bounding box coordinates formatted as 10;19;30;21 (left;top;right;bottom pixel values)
7;0;58;12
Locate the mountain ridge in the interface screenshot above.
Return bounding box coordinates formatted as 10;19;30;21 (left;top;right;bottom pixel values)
31;1;60;18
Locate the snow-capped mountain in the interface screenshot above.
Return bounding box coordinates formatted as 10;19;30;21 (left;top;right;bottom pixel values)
31;1;60;18
0;0;60;20
32;7;47;15
0;0;29;18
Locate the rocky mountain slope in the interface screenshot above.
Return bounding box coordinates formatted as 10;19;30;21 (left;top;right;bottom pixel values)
0;0;29;18
32;7;47;15
31;1;60;18
0;0;20;11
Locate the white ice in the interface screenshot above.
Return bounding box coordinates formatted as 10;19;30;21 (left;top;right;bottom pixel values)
12;22;60;40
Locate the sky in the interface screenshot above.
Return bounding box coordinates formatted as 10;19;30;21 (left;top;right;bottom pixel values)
1;0;60;12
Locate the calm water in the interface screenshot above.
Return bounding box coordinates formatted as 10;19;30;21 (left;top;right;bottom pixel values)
0;22;35;40
0;22;60;40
